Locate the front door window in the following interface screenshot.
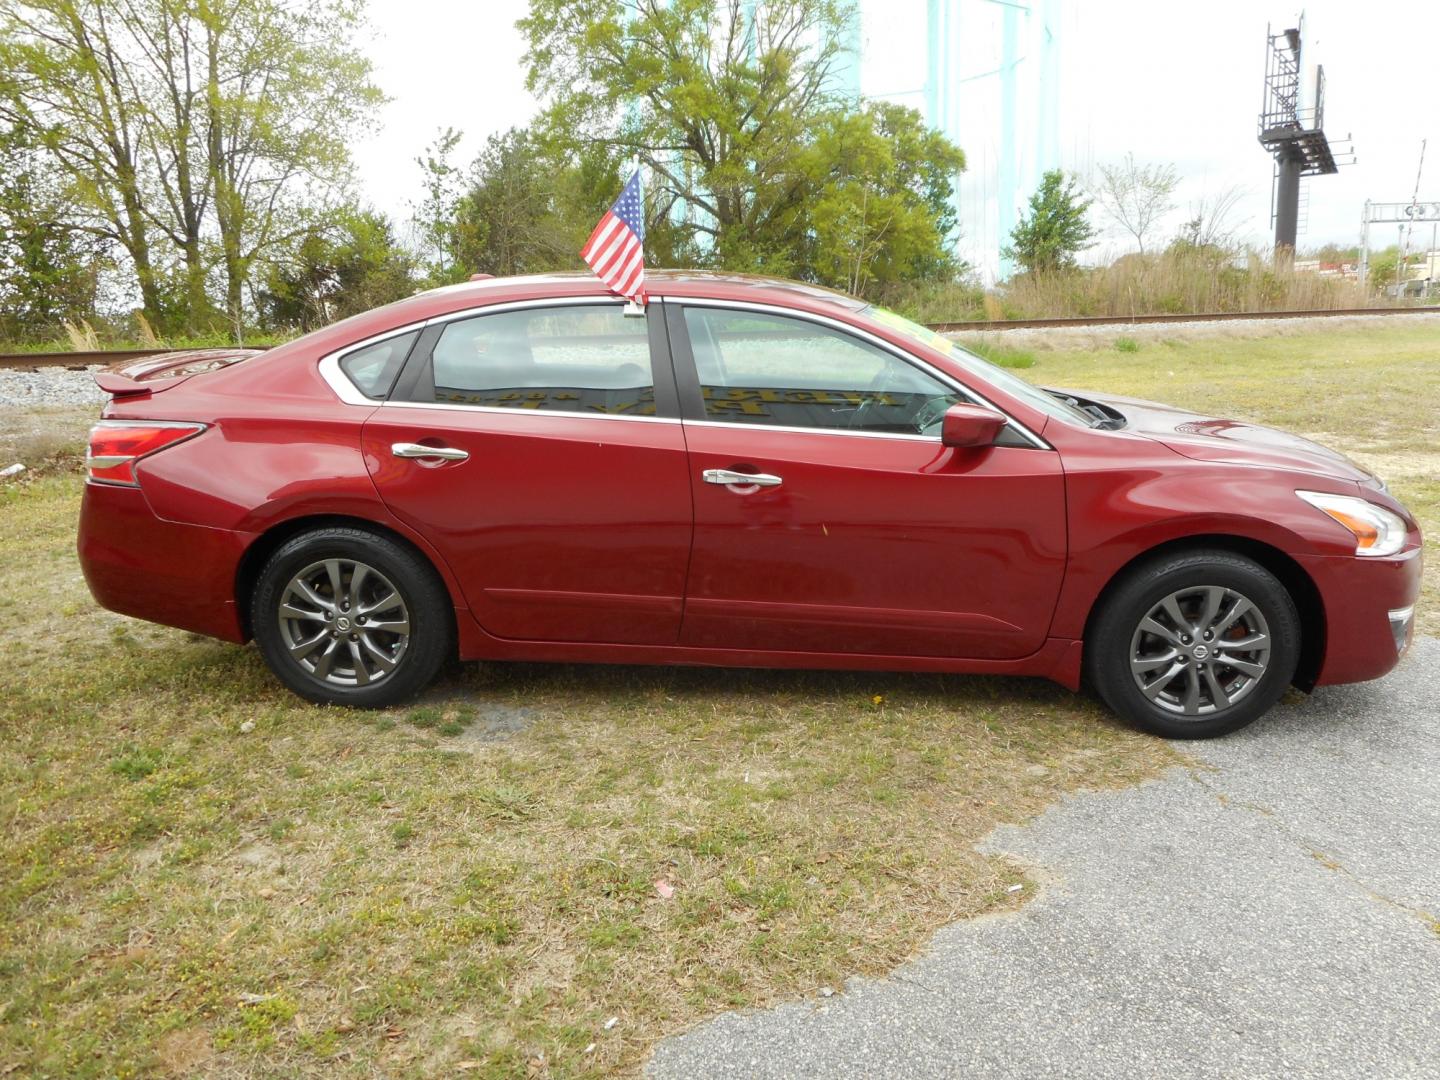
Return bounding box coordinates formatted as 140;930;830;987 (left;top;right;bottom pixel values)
681;307;963;436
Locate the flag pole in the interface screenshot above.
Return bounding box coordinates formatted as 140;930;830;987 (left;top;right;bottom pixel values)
623;158;646;316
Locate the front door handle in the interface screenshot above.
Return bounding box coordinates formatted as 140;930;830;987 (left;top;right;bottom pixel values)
391;442;469;462
703;468;783;489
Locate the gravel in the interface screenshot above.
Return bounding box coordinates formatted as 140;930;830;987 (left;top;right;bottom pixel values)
0;366;108;409
648;638;1440;1079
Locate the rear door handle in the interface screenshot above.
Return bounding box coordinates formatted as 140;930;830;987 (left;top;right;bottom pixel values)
391;442;469;462
703;468;782;489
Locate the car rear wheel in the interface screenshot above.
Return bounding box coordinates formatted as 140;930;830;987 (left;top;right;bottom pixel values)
252;527;453;708
1085;549;1301;739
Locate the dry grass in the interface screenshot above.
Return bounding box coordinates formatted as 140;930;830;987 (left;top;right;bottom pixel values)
0;473;1173;1078
61;320;101;352
876;250;1394;326
999;249;1379;321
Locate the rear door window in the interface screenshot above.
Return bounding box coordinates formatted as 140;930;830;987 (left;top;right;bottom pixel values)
423;304;656;417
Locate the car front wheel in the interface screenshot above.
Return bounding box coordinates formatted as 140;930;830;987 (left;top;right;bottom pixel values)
1086;549;1302;739
252;526;453;708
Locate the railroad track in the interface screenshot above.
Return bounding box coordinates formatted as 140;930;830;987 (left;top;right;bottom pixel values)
925;304;1440;334
4;305;1439;370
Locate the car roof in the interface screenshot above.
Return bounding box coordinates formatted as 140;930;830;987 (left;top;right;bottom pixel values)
416;269;868;311
264;270;871;367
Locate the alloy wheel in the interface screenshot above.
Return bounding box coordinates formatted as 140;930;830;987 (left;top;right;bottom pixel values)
277;558;410;688
1128;585;1271;717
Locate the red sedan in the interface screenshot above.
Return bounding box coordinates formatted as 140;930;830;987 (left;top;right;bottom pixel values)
77;273;1422;737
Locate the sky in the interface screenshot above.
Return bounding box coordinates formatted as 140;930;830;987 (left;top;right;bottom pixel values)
351;0;1440;276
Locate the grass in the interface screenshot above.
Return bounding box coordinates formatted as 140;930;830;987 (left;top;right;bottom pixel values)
0;470;1171;1077
1;317;1433;1076
968;341;1036;369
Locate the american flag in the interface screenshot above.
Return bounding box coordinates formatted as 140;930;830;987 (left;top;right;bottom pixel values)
580;168;647;304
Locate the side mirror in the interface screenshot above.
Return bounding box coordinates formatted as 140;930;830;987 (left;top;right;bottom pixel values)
941;403;1008;448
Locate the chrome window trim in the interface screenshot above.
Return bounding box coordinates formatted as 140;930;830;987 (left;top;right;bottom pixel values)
657;294;1051;450
682;419;942;443
317;296;646;408
378;399;679;424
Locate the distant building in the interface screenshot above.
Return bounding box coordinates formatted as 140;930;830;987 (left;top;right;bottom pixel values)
1294;259;1358;280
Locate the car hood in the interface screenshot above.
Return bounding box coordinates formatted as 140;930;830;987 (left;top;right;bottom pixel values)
1054;388;1376;484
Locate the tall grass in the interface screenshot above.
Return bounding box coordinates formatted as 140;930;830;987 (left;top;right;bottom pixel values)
871;248;1388;326
999;248;1379;320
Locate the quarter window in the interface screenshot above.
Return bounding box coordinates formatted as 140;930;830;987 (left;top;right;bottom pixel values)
425;305;655;416
681;307;964;435
339;331;419;399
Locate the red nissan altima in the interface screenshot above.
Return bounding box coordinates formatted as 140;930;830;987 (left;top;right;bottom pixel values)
77;272;1422;737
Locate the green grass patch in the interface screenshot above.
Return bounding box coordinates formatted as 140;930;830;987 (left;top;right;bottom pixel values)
968;341;1036;369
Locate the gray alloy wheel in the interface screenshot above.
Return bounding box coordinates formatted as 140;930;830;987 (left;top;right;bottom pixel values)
1085;548;1301;739
277;558;411;688
1128;585;1271;717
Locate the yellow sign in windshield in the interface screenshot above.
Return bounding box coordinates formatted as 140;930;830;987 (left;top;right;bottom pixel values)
866;306;957;357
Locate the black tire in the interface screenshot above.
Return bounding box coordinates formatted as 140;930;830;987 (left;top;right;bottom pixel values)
251;526;454;708
1085;549;1301;739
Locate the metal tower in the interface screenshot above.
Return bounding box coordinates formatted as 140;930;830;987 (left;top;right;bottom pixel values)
1257;19;1344;255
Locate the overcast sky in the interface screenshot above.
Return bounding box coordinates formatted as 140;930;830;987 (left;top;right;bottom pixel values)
350;0;1440;268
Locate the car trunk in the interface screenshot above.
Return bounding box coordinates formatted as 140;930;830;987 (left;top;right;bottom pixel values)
94;349;264;398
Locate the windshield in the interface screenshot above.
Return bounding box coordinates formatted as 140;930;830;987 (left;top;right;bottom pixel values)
862;305;1094;427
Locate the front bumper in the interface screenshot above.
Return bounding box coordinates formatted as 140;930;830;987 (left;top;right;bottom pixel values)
1298;547;1423;686
77;481;250;642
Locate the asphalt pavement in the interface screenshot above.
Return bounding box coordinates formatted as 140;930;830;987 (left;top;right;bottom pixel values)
647;637;1440;1079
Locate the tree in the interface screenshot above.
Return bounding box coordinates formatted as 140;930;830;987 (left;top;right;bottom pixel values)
410;126;605;286
412;128;467;284
521;0;851;259
1366;247;1400;291
0;0;172;327
0;0;382;334
450;128;577;279
518;0;965;291
1004;170;1096;274
0;120;105;339
200;0;383;334
259;208;416;331
1093;154;1177;254
802;102;964;295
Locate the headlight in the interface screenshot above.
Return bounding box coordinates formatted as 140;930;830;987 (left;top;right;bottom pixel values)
1296;491;1408;557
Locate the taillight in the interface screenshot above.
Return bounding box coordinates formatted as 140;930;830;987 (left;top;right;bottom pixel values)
86;421;205;486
